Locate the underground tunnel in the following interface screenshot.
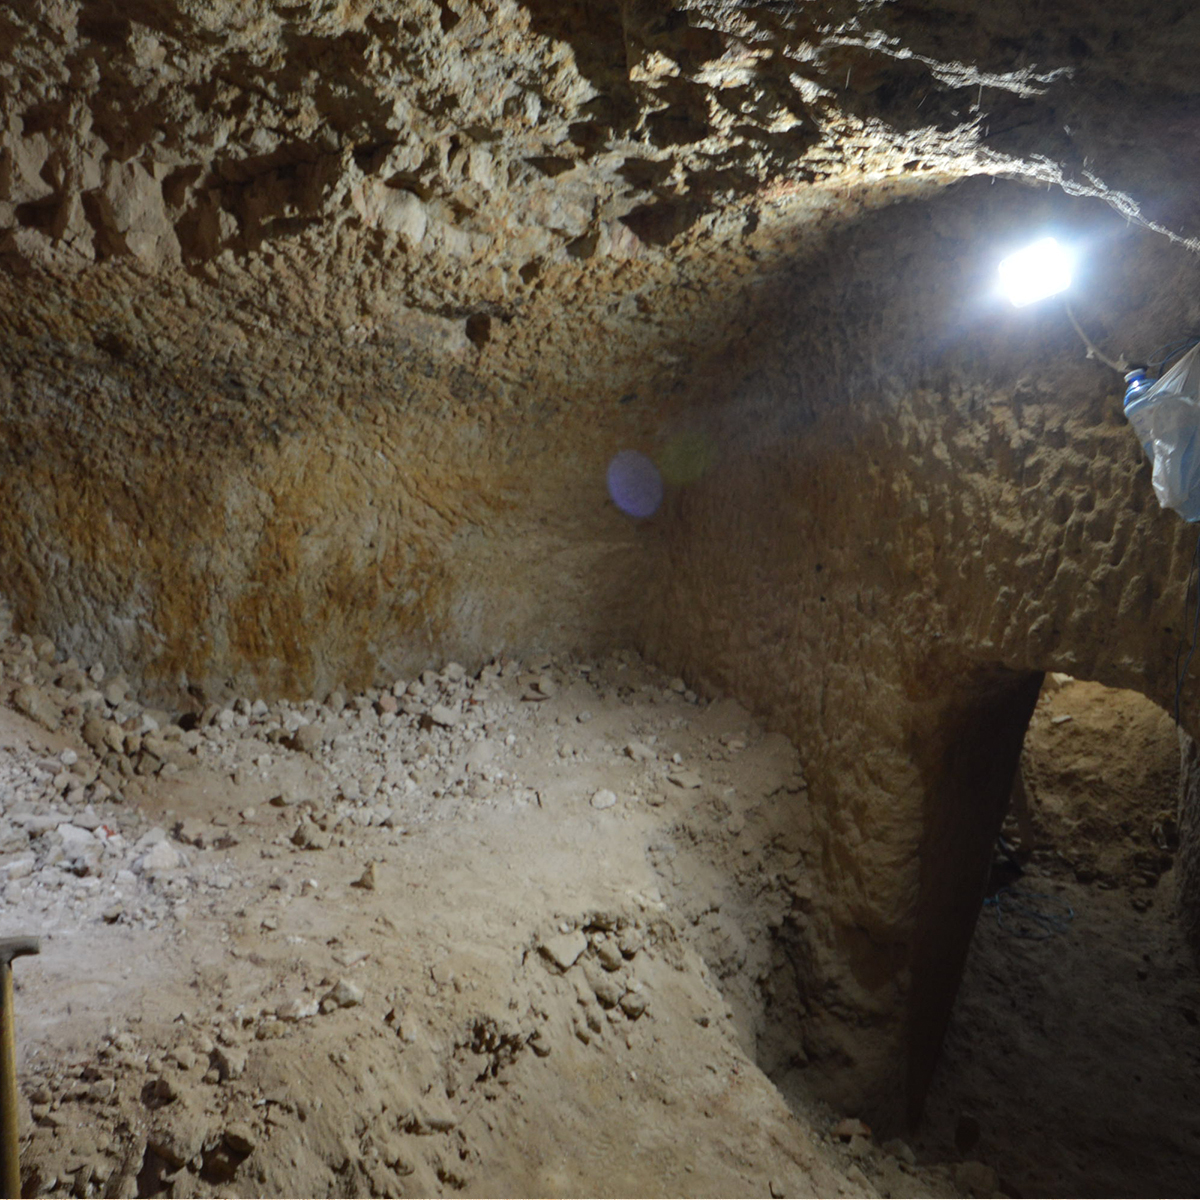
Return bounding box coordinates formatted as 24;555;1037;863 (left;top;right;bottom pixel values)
5;1;1200;1196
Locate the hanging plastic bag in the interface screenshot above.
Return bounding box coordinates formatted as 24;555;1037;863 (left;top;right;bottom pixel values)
1124;343;1200;522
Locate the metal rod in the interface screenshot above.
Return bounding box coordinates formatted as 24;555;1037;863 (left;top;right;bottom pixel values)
0;962;18;1199
0;938;41;1200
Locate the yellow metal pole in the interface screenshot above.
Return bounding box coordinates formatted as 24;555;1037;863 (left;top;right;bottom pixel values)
0;938;41;1200
0;960;16;1200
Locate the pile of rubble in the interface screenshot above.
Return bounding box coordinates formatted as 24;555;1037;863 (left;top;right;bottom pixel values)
1;603;993;1198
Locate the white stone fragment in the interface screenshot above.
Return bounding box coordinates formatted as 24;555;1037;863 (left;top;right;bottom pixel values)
541;931;587;970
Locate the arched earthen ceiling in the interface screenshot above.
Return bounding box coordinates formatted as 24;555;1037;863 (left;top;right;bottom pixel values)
4;0;1198;286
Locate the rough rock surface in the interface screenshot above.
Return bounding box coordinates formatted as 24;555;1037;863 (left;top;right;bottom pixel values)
4;1;1200;703
7;0;1200;1136
643;187;1200;1123
1177;730;1200;956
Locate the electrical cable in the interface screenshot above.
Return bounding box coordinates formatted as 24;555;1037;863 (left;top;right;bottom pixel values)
1148;336;1200;372
1175;527;1200;726
1064;301;1127;373
983;887;1075;940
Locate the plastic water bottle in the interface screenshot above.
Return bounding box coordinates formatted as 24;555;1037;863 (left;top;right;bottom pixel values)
1123;366;1158;461
1124;366;1154;408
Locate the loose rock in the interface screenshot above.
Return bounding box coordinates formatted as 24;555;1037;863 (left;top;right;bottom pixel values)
954;1161;999;1196
428;703;460;728
147;1106;210;1170
832;1117;871;1141
269;781;312;807
619;990;647;1019
882;1138;916;1166
224;1123;257;1155
596;940;624;971
541;931;588;970
292;823;331;851
213;1044;247;1081
276;998;319;1022
591;976;622;1009
324;978;364;1009
11;685;59;730
351;862;378;890
290;723;324;754
140;841;183;874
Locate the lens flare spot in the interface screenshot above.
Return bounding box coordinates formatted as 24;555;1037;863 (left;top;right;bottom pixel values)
607;450;663;518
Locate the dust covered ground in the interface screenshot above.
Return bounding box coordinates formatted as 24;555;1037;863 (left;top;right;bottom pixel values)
918;677;1200;1198
6;601;1199;1199
1;601;988;1199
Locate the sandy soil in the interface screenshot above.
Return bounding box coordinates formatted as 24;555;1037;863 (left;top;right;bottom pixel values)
918;677;1200;1198
8;603;1194;1199
1;608;978;1199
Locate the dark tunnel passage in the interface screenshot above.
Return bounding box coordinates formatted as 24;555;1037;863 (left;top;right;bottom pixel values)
914;676;1200;1197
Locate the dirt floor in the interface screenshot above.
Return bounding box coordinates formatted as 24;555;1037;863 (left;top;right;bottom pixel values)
5;597;1198;1198
918;676;1200;1198
2;603;977;1200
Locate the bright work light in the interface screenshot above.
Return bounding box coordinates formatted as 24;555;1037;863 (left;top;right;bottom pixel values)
998;236;1073;307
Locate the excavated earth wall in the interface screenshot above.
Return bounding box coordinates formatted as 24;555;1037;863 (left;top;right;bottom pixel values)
7;0;1200;1137
0;245;668;701
645;180;1200;1124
